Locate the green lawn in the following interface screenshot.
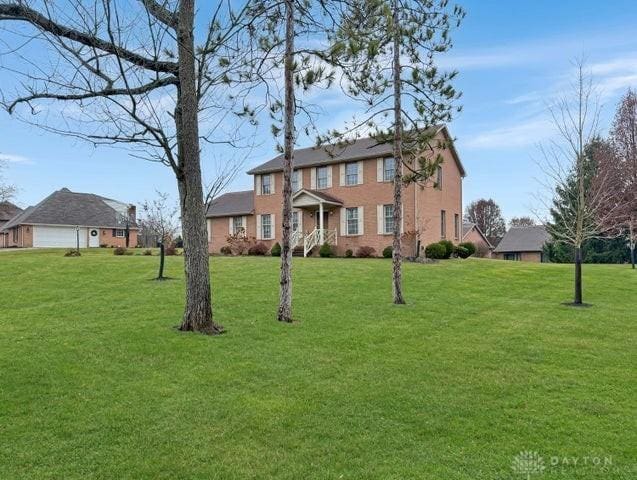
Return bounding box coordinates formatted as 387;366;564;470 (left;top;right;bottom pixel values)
0;249;635;479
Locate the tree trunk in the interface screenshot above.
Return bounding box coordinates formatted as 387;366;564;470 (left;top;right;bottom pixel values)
175;0;222;335
630;218;635;269
391;0;405;305
574;246;583;305
277;0;295;323
158;242;165;280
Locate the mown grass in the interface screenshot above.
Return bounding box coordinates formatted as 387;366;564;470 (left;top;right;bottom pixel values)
0;249;635;479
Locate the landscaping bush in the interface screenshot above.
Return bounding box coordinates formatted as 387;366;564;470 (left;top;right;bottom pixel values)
113;246;127;256
64;249;81;257
356;246;376;258
455;245;470;259
457;241;476;258
164;244;177;256
220;245;232;256
345;249;353;258
248;242;268;256
438;240;454;259
425;242;446;259
226;233;255;255
319;243;334;258
143;249;153;256
382;246;393;258
271;242;282;257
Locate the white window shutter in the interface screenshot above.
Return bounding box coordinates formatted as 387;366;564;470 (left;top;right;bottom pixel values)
340;208;346;236
256;215;262;240
270;174;275;194
228;217;233;235
242;216;247;236
256;175;262;195
298;170;303;190
358;161;364;184
270;214;276;239
207;220;212;242
339;163;345;186
377;159;383;182
358;206;364;235
377;205;383;234
326;166;332;188
310;168;316;189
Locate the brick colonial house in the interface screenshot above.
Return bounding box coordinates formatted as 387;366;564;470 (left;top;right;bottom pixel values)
0;188;138;248
462;222;493;257
493;226;550;262
207;126;465;256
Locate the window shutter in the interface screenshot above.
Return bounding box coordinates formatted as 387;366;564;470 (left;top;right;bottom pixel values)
270;214;276;239
112;228;116;237
242;216;247;236
207;220;212;242
326;166;332;188
255;175;262;195
228;217;233;235
270;174;275;194
357;161;364;184
340;208;346;236
358;206;364;235
377;159;383;182
256;215;262;240
310;168;316;189
340;163;346;186
297;170;303;190
377;205;383;234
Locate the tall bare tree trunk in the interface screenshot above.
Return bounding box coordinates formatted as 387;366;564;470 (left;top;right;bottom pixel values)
391;0;405;305
630;217;635;269
175;0;223;334
277;0;295;323
574;246;583;305
158;241;166;280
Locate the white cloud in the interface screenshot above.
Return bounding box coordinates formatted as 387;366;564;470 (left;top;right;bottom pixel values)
0;153;32;164
462;118;553;150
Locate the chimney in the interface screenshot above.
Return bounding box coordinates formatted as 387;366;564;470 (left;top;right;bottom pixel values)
128;205;136;224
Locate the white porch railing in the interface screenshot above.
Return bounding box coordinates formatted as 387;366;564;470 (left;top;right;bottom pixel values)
290;229;302;248
303;228;337;257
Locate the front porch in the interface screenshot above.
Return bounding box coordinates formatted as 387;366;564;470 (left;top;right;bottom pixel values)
291;189;342;257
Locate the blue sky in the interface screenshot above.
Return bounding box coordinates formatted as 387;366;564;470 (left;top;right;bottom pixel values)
2;0;637;221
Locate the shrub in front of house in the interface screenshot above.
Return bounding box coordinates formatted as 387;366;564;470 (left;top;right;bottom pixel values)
382;246;393;258
113;246;127;256
438;240;454;259
455;245;470;259
425;242;446;259
271;242;282;257
220;245;232;255
319;242;334;258
356;246;376;258
345;249;353;258
143;249;153;256
64;249;81;257
457;241;476;258
248;242;268;256
226;233;255;255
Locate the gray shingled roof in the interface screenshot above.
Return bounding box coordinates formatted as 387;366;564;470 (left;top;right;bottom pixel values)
206;190;254;218
247;126;466;176
494;226;550;253
0;201;22;222
0;188;137;231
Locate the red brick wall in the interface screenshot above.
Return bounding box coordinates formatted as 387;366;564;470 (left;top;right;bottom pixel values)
99;228;138;248
462;227;492;258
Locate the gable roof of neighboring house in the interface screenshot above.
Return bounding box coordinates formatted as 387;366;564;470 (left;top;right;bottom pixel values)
0;201;22;222
462;222;493;249
247;125;466;177
0;188;137;231
206;190;254;218
494;226;550;253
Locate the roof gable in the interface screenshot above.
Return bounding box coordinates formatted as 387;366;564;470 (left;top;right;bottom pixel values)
206;190;254;218
494;226;550;253
0;201;22;222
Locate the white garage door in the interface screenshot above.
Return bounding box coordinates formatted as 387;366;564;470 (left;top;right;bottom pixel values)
33;226;87;248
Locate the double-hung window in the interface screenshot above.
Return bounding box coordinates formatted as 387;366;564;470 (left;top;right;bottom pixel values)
383;204;394;234
232;216;245;236
454;214;459;240
436;165;443;189
346;207;359;235
316;166;328;189
261;174;271;195
440;210;446;239
291;170;300;192
114;229;126;238
345;162;358;185
261;214;272;240
383;157;395;182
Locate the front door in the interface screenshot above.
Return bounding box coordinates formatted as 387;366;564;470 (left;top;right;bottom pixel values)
89;228;100;247
315;211;329;230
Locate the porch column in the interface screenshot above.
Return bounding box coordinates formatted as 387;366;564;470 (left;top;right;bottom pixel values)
319;202;324;244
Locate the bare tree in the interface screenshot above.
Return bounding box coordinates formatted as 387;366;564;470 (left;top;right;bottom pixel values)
539;61;621;305
0;159;16;202
141;191;179;280
464;199;506;246
0;1;256;334
509;216;536;228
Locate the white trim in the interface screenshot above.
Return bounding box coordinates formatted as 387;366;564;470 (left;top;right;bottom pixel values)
376;158;383;182
228;217;233;234
310;168;316;189
270;173;275;194
377;205;384;234
339;163;346;186
326;165;332;188
256;215;262;240
357;161;364;185
269;214;275;240
255;174;262;195
340;208;346;236
358;206;364;235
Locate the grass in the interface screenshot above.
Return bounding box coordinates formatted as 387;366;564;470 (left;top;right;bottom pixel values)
0;249;635;479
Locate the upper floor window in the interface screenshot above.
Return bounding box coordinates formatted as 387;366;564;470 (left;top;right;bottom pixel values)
261;174;272;195
261;214;272;240
291;170;300;192
316;166;328;189
383;204;394;234
454;213;459;240
383;157;395;182
232;216;245;236
346;207;359;235
440;210;446;239
436;165;443;189
345;162;358;186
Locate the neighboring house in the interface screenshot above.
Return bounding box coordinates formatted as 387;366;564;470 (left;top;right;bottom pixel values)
207;125;465;256
493;225;550;262
0;188;138;248
0;201;23;248
462;222;493;257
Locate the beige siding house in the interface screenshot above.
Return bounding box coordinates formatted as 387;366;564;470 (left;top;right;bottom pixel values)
207;126;466;256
